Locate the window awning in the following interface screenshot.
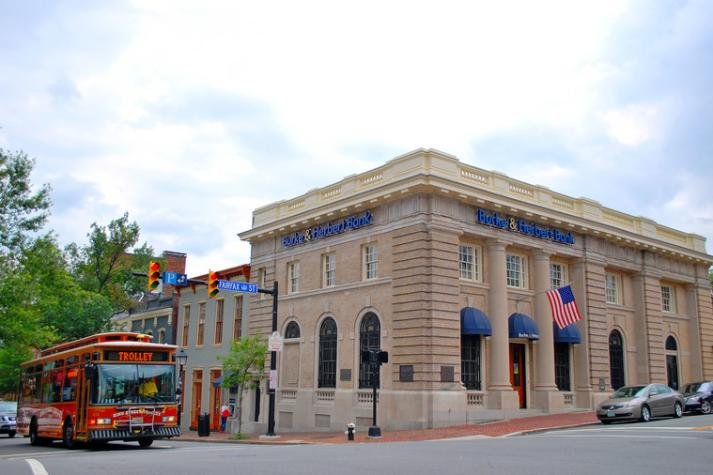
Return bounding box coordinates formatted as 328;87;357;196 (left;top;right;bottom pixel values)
508;313;540;340
553;323;581;344
460;307;492;336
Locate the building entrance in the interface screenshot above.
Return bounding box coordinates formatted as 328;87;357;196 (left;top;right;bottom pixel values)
509;343;527;408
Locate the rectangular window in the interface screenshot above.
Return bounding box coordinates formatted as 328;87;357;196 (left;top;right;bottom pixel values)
288;261;300;293
182;305;190;347
461;335;482;390
233;295;243;340
197;302;206;346
506;254;527;289
661;285;675;313
363;244;378;280
605;273;619;304
323;253;336;287
459;245;481;282
554;343;571;391
550;262;566;288
258;267;266;299
214;299;224;345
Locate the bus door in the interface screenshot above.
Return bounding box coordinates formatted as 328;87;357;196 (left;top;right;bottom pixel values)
75;365;92;437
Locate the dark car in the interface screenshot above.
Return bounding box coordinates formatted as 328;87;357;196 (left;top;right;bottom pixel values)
681;381;713;414
596;384;684;424
0;401;17;438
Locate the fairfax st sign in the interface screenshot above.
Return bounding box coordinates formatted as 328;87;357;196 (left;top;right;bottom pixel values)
477;208;575;245
282;210;373;248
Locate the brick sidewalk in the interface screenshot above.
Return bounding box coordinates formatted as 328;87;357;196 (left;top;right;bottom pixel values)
176;411;598;445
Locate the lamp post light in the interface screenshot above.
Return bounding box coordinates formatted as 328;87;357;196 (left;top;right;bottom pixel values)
176;348;188;425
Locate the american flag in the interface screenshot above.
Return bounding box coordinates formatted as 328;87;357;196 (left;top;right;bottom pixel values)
546;285;582;329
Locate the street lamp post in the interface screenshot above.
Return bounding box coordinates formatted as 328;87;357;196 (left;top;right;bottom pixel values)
176;348;188;426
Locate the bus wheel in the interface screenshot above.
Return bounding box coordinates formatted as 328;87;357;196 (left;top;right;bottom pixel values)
138;438;153;448
29;421;42;446
62;422;76;449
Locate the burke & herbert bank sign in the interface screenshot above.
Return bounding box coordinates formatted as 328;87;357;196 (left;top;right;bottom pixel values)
477;208;575;245
282;210;373;248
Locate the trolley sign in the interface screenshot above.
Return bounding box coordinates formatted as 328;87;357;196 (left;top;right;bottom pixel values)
217;280;258;293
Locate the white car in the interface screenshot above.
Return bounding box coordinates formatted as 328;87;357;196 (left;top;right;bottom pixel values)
0;401;17;438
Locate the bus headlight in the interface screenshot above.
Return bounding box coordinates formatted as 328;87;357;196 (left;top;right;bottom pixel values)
162;416;175;423
95;418;112;425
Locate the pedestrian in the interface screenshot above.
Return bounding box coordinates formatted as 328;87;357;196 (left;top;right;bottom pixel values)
220;403;230;432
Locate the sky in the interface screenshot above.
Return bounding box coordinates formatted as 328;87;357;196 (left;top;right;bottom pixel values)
1;0;712;277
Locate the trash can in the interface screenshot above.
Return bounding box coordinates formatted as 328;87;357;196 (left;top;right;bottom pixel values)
198;413;210;437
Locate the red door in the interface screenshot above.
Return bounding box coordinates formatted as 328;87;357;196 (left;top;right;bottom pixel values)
510;344;526;408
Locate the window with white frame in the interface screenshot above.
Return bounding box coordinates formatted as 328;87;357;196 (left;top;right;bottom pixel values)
550;262;566;289
459;244;481;282
506;254;528;289
258;267;266;299
605;273;620;304
661;285;675;313
323;253;336;287
363;244;378;280
287;261;300;293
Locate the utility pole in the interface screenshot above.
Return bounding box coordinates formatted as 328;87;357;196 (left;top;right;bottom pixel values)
258;281;279;437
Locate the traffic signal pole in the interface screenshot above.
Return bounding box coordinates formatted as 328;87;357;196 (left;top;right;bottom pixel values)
258;281;279;437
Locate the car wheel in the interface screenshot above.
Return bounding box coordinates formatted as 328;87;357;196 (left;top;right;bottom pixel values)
700;400;712;415
8;430;16;438
62;422;76;449
673;402;683;418
601;420;612;425
640;405;652;422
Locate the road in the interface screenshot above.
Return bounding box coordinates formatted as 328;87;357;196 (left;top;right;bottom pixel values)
1;414;711;475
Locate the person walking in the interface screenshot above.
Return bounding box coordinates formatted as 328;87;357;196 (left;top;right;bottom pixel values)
220;403;230;432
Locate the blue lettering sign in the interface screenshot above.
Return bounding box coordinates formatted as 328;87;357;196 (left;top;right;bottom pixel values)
476;208;575;245
282;211;373;248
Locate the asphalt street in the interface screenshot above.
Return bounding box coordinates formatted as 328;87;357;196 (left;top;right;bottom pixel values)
1;414;711;475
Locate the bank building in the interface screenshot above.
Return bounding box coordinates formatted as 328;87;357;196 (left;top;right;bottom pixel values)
238;148;713;432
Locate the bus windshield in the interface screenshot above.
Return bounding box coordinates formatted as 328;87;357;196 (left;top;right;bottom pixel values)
93;364;175;405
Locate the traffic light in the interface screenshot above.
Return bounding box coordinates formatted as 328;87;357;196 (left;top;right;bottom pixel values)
148;261;160;291
208;270;219;298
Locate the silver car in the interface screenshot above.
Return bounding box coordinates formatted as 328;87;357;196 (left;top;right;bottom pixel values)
0;401;16;438
597;384;684;424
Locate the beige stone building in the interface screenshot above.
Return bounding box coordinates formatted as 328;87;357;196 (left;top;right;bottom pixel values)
238;149;713;432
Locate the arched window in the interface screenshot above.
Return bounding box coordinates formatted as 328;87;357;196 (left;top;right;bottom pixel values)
318;318;337;388
665;335;679;390
609;330;625;390
285;321;300;339
359;312;381;388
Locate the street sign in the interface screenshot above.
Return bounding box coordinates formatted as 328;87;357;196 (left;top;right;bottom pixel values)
162;272;188;286
217;280;258;293
268;331;283;352
269;369;278;390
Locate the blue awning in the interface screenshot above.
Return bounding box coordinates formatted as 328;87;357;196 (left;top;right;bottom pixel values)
508;313;540;340
460;307;492;336
553;323;581;344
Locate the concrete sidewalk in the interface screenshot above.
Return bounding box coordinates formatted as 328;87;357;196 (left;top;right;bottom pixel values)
175;411;598;445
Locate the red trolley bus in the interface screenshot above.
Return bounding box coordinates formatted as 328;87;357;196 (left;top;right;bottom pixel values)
17;332;181;448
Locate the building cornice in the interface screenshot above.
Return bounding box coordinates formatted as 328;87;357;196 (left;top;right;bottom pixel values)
238;148;712;265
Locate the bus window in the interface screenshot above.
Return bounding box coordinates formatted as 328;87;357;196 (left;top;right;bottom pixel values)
50;368;63;402
62;367;78;401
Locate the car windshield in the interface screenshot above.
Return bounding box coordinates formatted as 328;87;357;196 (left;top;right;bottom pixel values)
92;364;175;404
682;382;702;393
0;401;17;413
612;386;647;398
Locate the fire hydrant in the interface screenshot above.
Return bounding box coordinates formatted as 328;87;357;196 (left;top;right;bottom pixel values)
346;423;356;441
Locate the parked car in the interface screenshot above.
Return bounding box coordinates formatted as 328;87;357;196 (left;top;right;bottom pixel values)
0;401;17;438
597;384;684;424
681;381;713;414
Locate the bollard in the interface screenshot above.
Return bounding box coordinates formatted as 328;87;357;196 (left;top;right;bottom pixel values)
346;422;356;441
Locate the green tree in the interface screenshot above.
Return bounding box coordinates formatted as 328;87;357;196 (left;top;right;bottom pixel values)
219;336;268;434
0;149;51;259
66;212;155;311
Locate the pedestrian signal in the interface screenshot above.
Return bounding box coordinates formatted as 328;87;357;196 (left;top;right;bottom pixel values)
148;261;160;291
208;271;219;298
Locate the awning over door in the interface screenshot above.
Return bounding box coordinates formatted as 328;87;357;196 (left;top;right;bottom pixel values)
460;307;492;336
508;313;540;340
553;322;582;344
